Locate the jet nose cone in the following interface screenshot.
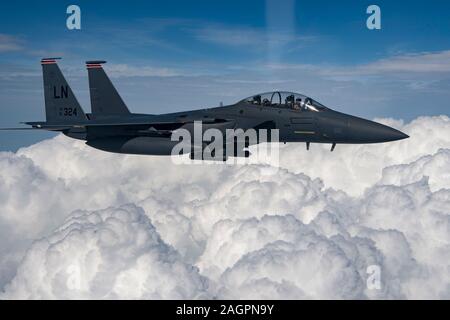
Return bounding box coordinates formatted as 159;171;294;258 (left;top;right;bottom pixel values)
373;123;409;142
391;130;409;141
349;118;409;143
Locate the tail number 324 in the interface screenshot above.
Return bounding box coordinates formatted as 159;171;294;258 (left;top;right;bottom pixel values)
59;107;78;117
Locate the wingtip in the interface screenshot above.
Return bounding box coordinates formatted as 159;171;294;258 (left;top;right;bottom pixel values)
41;57;61;65
86;60;107;64
86;60;107;69
41;57;62;61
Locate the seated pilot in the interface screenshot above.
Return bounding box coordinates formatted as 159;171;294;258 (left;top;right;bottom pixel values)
304;98;312;108
262;98;270;106
285;95;295;108
294;98;302;110
252;95;262;105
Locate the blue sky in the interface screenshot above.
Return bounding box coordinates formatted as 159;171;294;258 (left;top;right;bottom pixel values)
1;0;450;150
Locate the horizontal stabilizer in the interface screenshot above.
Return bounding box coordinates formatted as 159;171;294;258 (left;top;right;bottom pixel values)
0;127;43;130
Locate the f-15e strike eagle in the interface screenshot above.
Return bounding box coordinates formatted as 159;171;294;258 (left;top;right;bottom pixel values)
2;58;408;160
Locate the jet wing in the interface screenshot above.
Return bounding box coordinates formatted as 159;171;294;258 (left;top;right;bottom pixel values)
14;118;236;136
23;117;233;127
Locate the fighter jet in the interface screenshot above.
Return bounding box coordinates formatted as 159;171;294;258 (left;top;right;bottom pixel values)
2;58;409;160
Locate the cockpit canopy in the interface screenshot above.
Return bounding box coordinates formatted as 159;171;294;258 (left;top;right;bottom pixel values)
239;91;327;112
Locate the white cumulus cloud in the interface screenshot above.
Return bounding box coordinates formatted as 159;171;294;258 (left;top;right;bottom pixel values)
0;115;449;299
1;205;208;299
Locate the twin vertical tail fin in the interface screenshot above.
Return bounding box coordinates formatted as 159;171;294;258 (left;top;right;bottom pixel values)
38;58;128;125
41;58;87;123
86;61;130;115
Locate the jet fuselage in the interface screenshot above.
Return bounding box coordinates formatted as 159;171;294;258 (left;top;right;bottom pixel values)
6;59;408;158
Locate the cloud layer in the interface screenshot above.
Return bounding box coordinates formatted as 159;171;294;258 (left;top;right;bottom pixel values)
0;115;449;299
1;205;208;299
